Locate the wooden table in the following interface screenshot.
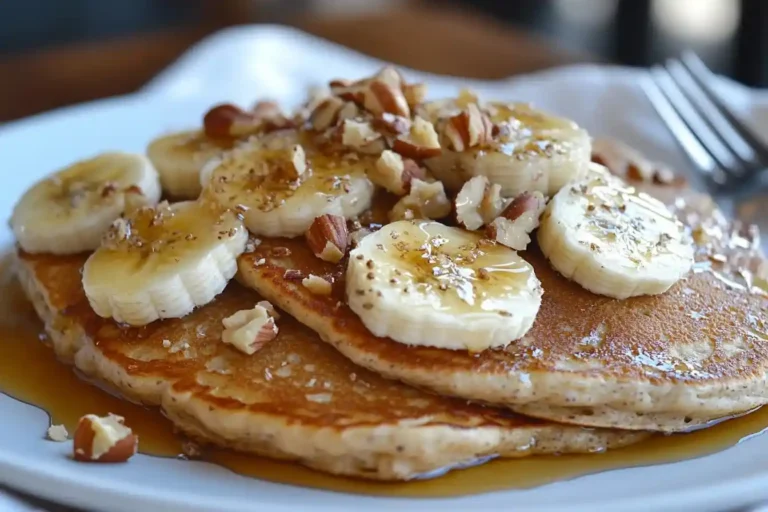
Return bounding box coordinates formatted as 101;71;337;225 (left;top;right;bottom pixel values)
0;4;579;510
0;5;584;122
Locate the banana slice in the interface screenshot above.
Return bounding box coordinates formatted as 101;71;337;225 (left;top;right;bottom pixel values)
201;130;375;238
147;130;233;199
11;152;161;255
422;99;591;196
82;200;247;326
346;220;543;351
538;165;694;299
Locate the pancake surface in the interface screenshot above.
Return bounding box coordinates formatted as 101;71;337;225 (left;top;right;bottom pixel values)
237;195;768;432
16;250;645;480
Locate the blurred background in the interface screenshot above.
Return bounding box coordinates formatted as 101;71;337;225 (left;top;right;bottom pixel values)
1;0;765;121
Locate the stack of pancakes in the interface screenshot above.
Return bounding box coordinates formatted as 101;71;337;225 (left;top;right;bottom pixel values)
13;78;768;481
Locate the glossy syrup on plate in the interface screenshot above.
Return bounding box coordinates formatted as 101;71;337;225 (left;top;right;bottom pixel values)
1;262;768;498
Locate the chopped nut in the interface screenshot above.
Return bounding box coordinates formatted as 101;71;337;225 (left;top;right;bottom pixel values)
289;144;307;178
363;80;410;118
257;300;280;320
372;150;428;195
47;424;69;442
455;177;509;230
592;138;684;186
306;214;349;263
486;191;548;250
73;414;138;463
390;179;452;221
392;116;441;159
341;119;383;151
309;96;346;131
203;103;261;139
302;274;333;295
443;103;494;152
283;269;304;280
455;176;489;230
222;305;278;355
403;82;428;107
372;112;411;135
456;88;479;109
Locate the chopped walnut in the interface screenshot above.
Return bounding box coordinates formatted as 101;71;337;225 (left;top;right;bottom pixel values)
341;119;383;151
455;177;509;230
221;304;278;355
486;191;548;250
371;150;427;195
592;138;683;186
302;274;333;295
392;116;441;159
389;179;452;221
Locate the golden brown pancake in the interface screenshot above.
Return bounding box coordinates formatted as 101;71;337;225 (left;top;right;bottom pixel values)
237;194;768;432
15;250;645;480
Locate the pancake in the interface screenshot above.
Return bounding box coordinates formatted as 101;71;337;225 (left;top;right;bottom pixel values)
237;192;768;432
15;250;646;481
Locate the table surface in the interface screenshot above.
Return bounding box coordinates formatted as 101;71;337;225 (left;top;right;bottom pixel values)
0;5;576;511
0;5;584;123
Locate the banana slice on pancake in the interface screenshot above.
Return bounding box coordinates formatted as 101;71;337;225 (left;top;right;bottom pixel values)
147;130;233;199
10;152;161;255
200;130;375;238
346;220;543;351
538;164;694;299
82;200;247;326
421;95;591;196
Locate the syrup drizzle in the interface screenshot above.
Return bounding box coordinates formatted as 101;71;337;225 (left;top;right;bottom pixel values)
1;260;768;498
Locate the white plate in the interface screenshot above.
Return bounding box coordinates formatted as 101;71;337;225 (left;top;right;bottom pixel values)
1;25;768;512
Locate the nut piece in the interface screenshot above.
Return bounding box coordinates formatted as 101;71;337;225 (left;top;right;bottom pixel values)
480;183;506;222
443;103;494;152
456;88;479;109
222;305;278;355
310;96;346;131
257;300;280;320
390;179;452;221
306;214;349;263
456;177;510;230
372;150;428;195
341;119;383;151
363;80;410;118
486;191;548;250
47;424;69;442
591;138;682;186
289;144;308;178
203;103;260;139
372;113;411;135
456;176;490;230
302;274;333;295
73;414;138;463
392;116;442;159
403;83;428;107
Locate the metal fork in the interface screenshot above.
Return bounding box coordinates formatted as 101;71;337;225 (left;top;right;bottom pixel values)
642;51;768;194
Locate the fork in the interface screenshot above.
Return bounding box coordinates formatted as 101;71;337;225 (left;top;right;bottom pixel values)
642;51;768;194
642;52;768;253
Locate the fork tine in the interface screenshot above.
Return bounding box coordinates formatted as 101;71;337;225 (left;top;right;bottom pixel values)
681;51;768;163
649;65;741;181
641;69;724;184
666;59;759;171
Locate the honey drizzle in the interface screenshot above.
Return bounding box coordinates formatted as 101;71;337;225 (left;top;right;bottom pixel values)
2;266;768;498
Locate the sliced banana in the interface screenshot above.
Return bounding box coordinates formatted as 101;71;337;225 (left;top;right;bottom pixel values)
200;130;375;238
423;100;591;196
538;165;694;299
82;200;247;326
346;220;543;351
11;152;161;255
147;130;233;199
